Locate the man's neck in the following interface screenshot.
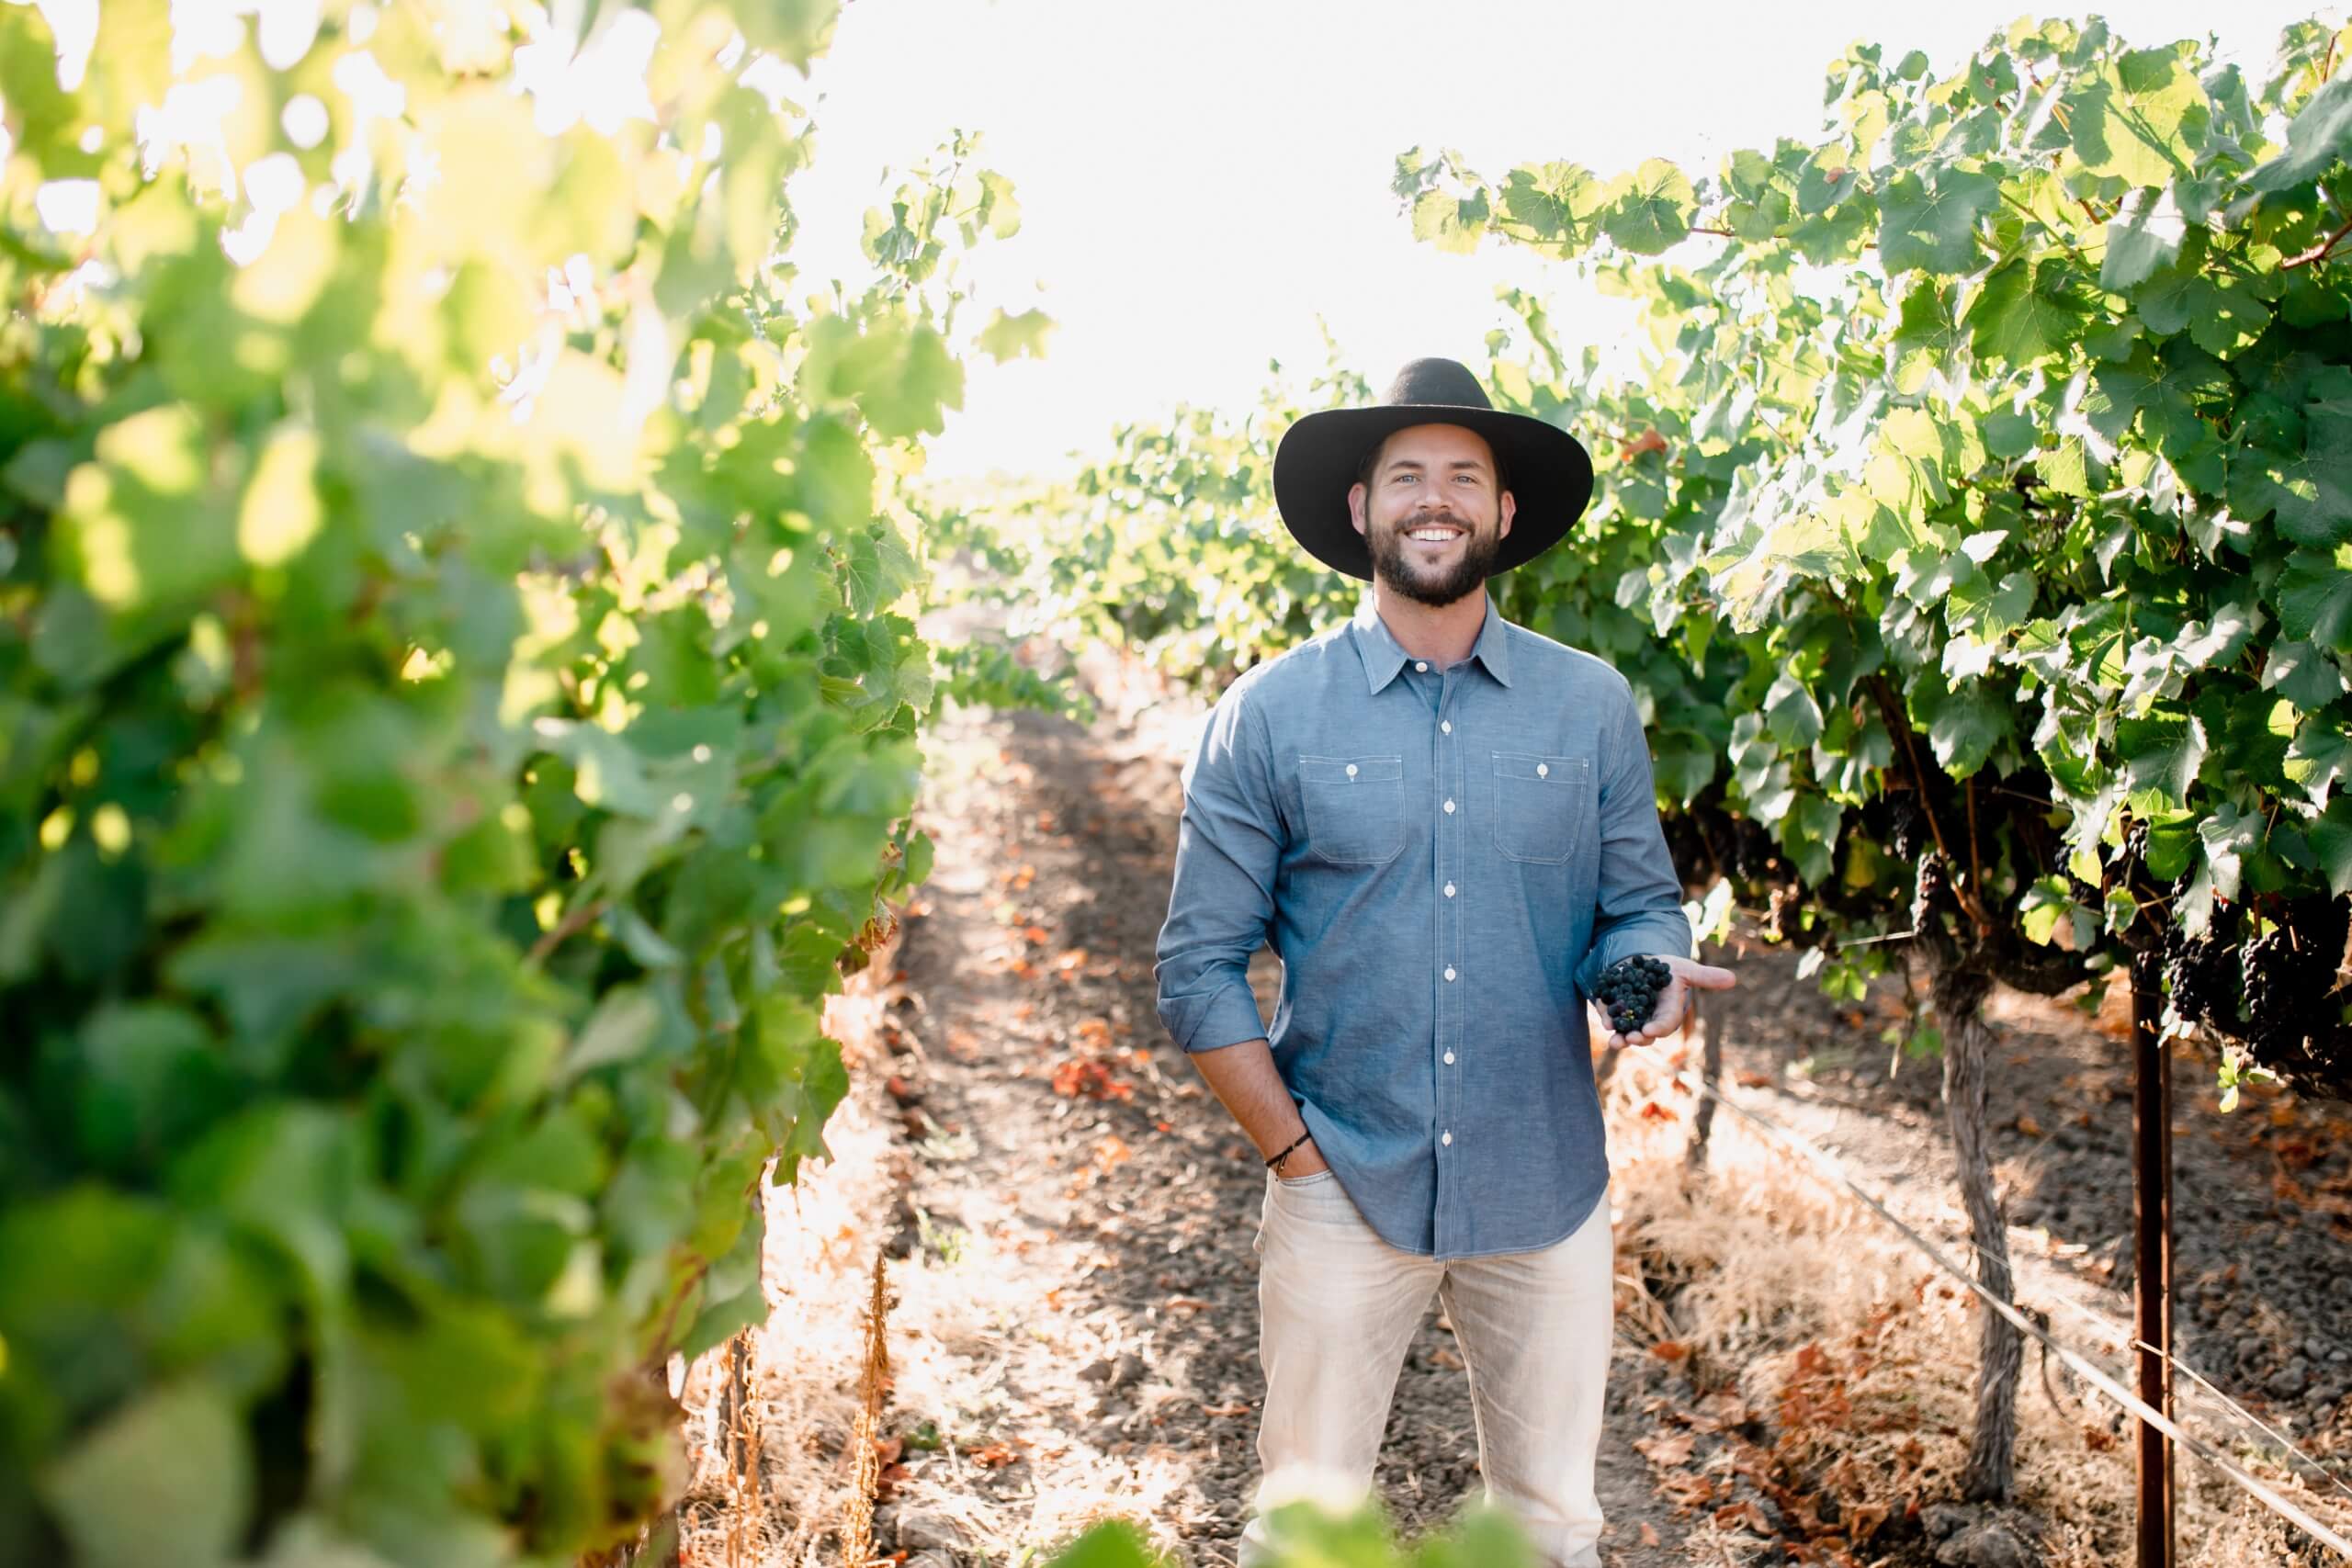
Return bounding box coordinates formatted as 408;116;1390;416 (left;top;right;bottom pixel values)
1369;581;1490;668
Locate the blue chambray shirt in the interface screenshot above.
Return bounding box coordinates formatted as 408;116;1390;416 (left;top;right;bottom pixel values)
1154;594;1692;1260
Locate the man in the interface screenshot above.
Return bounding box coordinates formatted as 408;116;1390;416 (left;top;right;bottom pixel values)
1153;358;1736;1567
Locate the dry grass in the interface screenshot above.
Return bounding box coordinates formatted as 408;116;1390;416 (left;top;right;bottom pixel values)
668;950;909;1568
1600;1032;2352;1567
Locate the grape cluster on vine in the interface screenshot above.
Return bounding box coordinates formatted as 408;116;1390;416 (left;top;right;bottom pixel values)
1886;796;1925;863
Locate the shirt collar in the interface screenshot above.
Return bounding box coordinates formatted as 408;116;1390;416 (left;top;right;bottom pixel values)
1351;596;1514;693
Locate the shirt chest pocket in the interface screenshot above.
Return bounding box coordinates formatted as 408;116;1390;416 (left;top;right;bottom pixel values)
1491;752;1592;864
1297;754;1405;866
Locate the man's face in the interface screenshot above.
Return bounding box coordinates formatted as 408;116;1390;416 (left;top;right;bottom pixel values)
1346;423;1516;608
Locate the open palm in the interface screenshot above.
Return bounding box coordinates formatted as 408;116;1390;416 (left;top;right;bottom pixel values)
1600;954;1737;1049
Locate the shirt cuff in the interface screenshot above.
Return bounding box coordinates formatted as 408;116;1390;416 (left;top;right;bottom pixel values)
1158;979;1271;1055
1576;914;1694;998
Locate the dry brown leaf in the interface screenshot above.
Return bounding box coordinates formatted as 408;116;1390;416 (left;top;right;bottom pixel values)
1634;1431;1695;1467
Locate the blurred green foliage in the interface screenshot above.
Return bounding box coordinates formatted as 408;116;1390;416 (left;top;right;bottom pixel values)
0;1;1037;1561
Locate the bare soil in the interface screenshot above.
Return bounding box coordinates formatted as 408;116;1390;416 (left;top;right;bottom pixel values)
726;661;2352;1568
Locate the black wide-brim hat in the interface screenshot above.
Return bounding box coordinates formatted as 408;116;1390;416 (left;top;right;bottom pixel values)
1272;357;1594;581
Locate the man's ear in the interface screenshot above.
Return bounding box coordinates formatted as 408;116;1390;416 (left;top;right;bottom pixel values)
1498;487;1516;541
1348;481;1370;537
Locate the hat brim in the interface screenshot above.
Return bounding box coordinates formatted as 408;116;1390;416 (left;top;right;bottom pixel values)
1272;404;1594;581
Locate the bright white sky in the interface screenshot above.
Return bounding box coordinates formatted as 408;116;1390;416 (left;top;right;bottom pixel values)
787;0;2333;479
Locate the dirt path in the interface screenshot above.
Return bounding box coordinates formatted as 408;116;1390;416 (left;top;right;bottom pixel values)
729;666;2352;1568
851;688;1691;1566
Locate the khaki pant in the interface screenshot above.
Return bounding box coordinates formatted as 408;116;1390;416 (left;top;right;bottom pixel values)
1237;1169;1614;1568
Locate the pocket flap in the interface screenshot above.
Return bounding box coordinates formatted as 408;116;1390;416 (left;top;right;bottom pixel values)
1300;754;1404;785
1492;751;1586;784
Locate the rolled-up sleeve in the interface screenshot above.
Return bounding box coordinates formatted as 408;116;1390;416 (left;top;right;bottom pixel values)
1573;686;1693;996
1155;683;1282;1054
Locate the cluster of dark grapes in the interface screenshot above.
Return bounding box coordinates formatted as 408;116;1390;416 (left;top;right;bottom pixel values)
2121;815;2150;866
2160;918;2240;1028
2239;897;2349;1086
1597;954;1672;1036
1911;851;1955;933
2239;922;2294;1027
1886;796;1925;863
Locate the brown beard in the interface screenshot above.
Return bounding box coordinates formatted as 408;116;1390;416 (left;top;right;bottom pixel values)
1368;509;1502;607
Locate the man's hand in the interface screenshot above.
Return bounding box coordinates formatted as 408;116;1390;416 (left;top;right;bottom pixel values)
1600;953;1736;1049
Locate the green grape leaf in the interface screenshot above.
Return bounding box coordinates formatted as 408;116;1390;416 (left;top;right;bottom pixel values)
2243;444;2352;547
976;307;1056;363
1779;793;1843;886
1764;671;1824;748
2289;718;2352;809
2262;640;2351;709
1601;160;1695;255
1966;256;2098;366
2184;275;2271;357
1721;147;1793;241
2100;186;2186;289
1497;162;1607;255
1886;278;1965;392
41;1382;251;1568
1876;168;1996;276
1794;147;1860;216
2306;796;2352;896
2116;709;2209;807
1912;669;2011;778
2247;74;2352;191
2278;547;2352;653
730;0;842;69
2067;48;2204;186
1411;186;1490;254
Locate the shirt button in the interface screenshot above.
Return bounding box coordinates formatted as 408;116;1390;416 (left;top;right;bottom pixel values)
1444;965;1457;982
1444;1051;1456;1065
1345;762;1358;778
1443;882;1456;897
1441;720;1452;734
1442;1131;1453;1146
1537;762;1549;778
1415;660;1429;672
1442;799;1456;814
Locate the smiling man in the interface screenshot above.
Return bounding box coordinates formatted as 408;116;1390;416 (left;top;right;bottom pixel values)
1153;358;1736;1567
